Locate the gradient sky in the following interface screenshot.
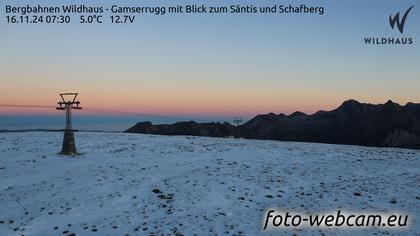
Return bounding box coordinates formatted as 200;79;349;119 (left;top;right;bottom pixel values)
1;0;419;119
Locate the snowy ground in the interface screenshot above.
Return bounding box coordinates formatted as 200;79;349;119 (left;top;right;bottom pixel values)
0;132;419;236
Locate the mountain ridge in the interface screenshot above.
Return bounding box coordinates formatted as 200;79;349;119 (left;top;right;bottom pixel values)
126;100;420;149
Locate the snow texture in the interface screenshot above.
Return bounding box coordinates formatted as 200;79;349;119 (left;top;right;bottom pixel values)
0;132;419;235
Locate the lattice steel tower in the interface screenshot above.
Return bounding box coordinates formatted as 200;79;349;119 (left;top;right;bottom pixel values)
56;93;81;155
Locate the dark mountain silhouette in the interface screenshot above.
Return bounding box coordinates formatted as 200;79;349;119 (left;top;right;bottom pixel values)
125;100;420;149
126;121;236;138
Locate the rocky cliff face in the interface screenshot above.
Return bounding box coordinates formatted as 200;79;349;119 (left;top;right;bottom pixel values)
126;100;420;149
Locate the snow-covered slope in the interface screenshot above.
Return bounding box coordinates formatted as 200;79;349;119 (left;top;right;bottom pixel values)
0;132;419;236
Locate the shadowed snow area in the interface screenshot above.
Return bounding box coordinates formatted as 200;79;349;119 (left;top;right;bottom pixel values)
0;132;419;235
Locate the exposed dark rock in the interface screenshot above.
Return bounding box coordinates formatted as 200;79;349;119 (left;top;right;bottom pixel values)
126;100;420;149
152;188;162;194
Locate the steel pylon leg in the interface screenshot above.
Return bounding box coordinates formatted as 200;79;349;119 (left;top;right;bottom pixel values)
60;105;77;155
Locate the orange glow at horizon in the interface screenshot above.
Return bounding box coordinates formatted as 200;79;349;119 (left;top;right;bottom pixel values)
0;85;341;117
1;73;419;118
1;89;415;118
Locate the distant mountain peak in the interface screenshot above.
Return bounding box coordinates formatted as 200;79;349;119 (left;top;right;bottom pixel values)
289;111;307;118
341;99;362;106
381;100;402;110
384;100;399;106
336;99;364;112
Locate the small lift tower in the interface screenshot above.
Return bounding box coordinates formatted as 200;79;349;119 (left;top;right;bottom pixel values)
233;117;243;126
56;93;81;155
